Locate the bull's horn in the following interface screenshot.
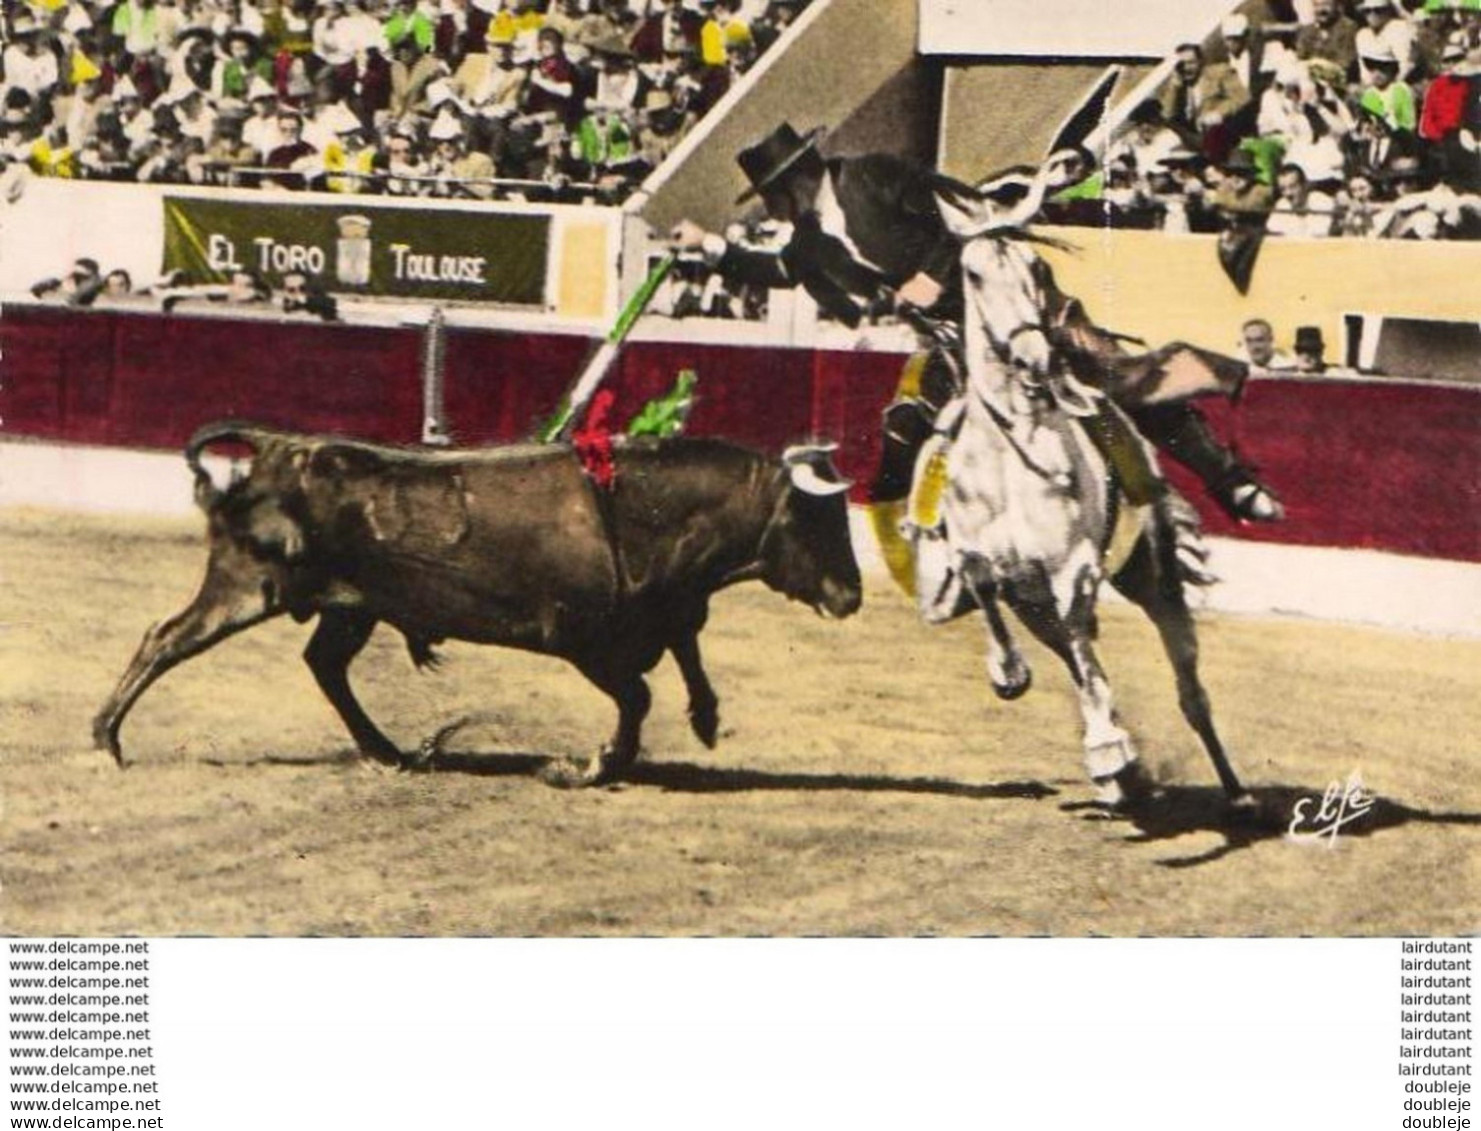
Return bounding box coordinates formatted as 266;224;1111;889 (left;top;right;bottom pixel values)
782;443;852;497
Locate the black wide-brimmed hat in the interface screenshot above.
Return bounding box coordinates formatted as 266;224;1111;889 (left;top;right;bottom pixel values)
735;121;824;203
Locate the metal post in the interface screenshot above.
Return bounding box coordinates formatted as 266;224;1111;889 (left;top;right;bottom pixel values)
421;305;449;446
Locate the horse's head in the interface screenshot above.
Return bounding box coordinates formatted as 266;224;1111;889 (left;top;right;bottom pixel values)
954;234;1057;402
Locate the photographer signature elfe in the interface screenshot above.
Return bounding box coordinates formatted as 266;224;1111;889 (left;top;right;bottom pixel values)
1288;770;1376;846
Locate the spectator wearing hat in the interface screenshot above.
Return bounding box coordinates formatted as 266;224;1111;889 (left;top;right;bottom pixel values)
1217;13;1287;108
1359;42;1418;130
1421;36;1481;189
31;257;103;304
1268;162;1336;236
211;29;272;102
585;33;642;117
4;15;62;99
1209;146;1275;215
1159;41;1253;161
1379;160;1481;236
322;107;377;191
1257;59;1353;186
1356;0;1418;85
239;75;283;155
1296;0;1360;74
426;110;495;197
1292;326;1328;373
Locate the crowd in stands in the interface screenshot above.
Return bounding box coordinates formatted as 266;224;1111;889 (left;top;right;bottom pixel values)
0;0;810;204
1044;0;1481;239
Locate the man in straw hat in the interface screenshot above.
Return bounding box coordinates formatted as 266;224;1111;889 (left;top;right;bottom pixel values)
669;121;1283;591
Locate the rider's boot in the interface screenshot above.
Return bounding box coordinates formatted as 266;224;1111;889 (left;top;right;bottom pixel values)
1130;403;1285;523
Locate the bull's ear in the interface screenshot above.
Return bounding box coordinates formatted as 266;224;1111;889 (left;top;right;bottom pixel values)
783;443;852;497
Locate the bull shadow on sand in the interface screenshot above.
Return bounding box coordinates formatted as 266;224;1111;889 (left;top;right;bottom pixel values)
1062;783;1481;869
425;750;1058;802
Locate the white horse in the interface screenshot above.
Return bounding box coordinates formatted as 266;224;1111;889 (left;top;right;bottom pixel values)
920;171;1250;809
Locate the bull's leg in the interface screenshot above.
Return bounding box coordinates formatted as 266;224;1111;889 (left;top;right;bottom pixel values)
543;668;652;788
1111;536;1250;804
670;633;719;748
303;610;400;766
998;567;1148;805
93;566;283;766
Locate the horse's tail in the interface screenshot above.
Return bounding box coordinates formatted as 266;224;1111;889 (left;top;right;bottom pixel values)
1156;487;1218;588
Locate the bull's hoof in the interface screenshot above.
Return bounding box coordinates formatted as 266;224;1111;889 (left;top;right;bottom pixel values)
539;757;603;790
92;717;126;768
689;700;720;749
407;717;471;771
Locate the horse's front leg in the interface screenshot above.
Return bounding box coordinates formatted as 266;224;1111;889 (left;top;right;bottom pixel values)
980;587;1031;700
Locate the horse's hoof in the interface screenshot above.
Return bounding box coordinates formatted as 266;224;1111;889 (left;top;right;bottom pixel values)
1092;761;1158;810
991;667;1032;701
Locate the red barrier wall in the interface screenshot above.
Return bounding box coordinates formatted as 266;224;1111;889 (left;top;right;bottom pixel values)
2;305;1476;562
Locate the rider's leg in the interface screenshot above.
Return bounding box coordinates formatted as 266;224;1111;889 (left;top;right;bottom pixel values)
1129;402;1285;522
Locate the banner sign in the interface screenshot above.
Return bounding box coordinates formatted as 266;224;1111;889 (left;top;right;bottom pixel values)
162;197;551;305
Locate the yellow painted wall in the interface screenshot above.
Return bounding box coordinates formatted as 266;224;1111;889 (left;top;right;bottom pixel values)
555;219;612;320
1038;226;1481;357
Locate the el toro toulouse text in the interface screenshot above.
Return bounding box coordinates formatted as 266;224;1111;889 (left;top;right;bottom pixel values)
1400;940;1475;1130
6;941;162;1131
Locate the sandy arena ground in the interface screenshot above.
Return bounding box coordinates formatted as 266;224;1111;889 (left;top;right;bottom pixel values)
2;507;1477;936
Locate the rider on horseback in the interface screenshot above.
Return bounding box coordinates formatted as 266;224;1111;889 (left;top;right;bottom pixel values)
666;121;1285;554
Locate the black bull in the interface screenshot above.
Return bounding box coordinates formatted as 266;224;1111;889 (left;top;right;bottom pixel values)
93;424;863;784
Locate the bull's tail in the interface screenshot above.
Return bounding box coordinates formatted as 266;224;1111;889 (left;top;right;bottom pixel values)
184;420;280;509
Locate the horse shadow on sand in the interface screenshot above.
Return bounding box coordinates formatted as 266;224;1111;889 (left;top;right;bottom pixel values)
1063;783;1481;868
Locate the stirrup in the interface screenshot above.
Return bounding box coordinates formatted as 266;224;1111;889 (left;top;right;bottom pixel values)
1227;481;1285;523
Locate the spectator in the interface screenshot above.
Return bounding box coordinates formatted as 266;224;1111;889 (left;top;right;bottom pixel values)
632;0;701;64
1359;43;1418;131
281;269;338;320
1209;147;1275;215
1268;162;1336;236
468;37;526;162
1421;37;1481;190
426;113;496;198
1335;170;1384;234
1295;0;1360;74
524;26;577;125
1159;41;1252;161
387;34;444;122
1256;60;1352;186
263;106;318;188
239;76;282;157
1217;13;1286;108
31;257;103;304
384;0;437;54
100;269;134;300
1356;0;1419;85
1239;317;1295;370
1347;93;1427;180
1108;100;1184;174
1292;326;1328;373
323;115;378;192
4;16;62;100
379;124;429;194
